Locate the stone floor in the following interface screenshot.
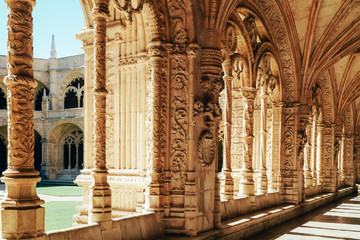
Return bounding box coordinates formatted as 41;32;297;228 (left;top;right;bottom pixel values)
249;192;360;240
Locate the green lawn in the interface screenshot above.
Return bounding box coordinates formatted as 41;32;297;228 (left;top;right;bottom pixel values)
33;184;84;232
44;201;82;232
37;184;83;197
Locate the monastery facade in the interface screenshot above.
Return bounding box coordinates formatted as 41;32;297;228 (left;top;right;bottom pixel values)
0;38;84;181
0;0;359;239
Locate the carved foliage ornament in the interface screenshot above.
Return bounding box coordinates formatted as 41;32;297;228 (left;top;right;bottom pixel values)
198;130;216;167
243;14;258;50
112;0;143;22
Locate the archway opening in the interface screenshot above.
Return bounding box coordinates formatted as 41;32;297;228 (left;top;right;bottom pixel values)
0;88;6;110
35;86;50;111
34;130;42;172
0;129;6;174
64;77;84;109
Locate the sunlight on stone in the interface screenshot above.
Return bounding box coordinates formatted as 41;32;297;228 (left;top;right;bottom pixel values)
302;221;360;231
277;234;339;240
290;226;360;239
324;211;360;218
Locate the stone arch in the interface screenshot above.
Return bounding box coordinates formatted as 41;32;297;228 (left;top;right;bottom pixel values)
46;122;83;180
216;0;298;103
64;77;84;109
59;72;84;98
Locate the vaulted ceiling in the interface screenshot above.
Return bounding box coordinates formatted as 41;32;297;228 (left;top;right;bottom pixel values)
286;0;360;126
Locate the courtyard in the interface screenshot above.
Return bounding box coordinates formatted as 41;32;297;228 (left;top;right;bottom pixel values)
0;183;82;232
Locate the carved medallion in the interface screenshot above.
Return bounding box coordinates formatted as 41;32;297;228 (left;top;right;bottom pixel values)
198;130;216;167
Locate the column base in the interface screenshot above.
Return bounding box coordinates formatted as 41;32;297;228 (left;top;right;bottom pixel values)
238;169;254;196
220;170;234;200
257;169;268;194
89;169;112;223
1;173;45;240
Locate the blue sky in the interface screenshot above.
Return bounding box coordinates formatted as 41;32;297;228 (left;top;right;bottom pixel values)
0;0;84;59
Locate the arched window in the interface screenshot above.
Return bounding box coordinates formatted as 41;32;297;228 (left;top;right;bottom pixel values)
63;131;83;171
0;88;6;110
34;87;50;111
64;77;84;109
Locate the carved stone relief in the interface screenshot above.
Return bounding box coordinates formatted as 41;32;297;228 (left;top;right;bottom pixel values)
198;130;216;167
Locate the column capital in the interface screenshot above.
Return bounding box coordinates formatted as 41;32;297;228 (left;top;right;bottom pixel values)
240;87;257;99
91;0;110;17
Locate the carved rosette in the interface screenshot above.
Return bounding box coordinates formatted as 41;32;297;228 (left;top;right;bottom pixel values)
197;130;216;167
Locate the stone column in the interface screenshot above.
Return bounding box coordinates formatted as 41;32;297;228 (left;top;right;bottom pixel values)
316;124;325;186
144;41;166;214
343;135;354;186
257;92;268;194
271;102;282;191
88;0;112;225
304;119;313;187
238;87;256;196
323;124;336;193
333;135;340;191
1;0;45;239
310;118;318;186
221;73;234;200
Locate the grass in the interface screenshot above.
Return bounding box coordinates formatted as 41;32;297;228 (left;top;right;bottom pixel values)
44;201;82;232
36;184;83;197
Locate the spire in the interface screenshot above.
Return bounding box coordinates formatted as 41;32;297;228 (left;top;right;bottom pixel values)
50;34;57;58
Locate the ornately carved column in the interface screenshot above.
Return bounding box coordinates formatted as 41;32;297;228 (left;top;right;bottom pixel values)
316;124;325;186
239;87;256;196
1;0;45;239
88;0;112;224
221;63;234;200
304;118;313;187
310;118;318;186
334;135;340;191
257;92;268;194
144;41;166;214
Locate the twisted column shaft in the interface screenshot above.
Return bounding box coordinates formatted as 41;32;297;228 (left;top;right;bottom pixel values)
89;0;112;224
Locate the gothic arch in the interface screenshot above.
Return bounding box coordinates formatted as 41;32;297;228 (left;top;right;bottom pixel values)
59;72;84;97
47;122;83;178
216;0;298;102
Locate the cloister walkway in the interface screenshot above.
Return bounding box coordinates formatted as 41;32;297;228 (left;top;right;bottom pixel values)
250;188;360;240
